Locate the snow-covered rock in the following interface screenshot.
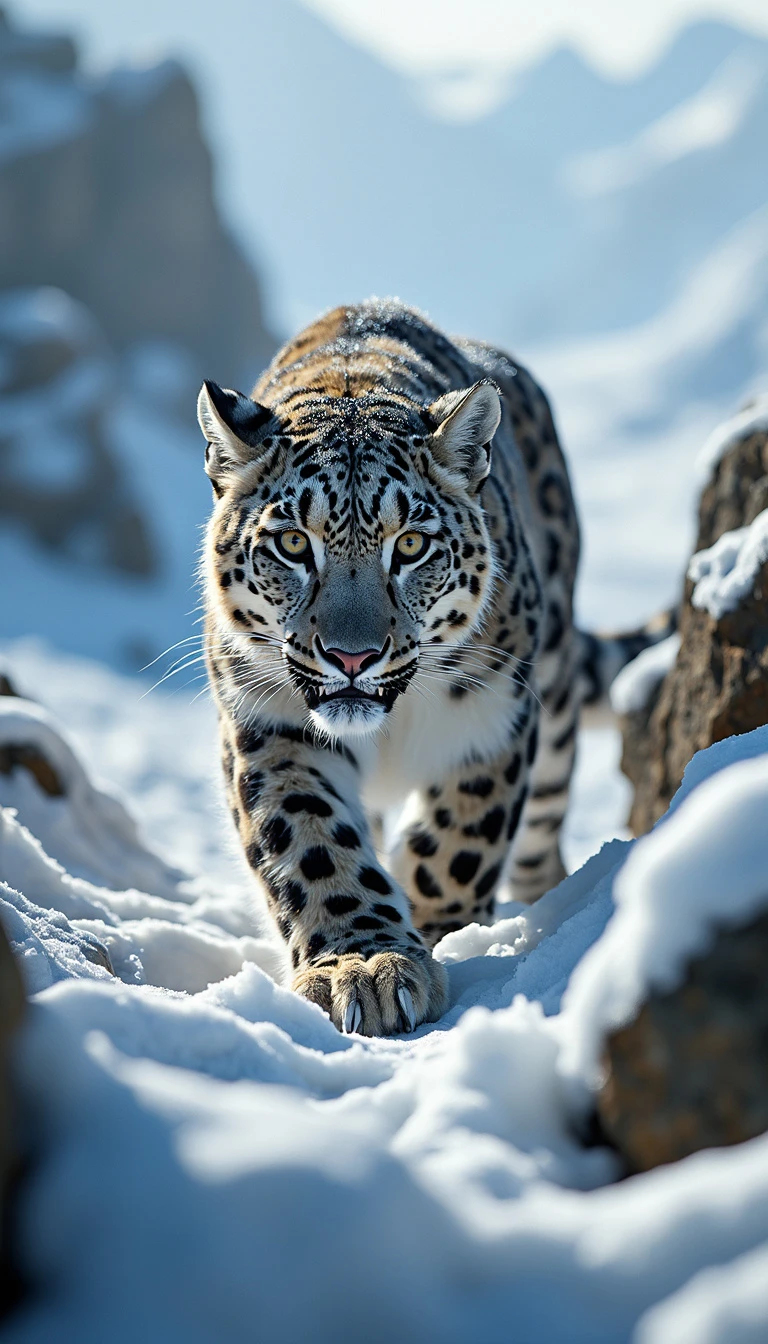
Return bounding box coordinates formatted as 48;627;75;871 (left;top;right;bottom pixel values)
562;730;768;1082
689;509;768;619
610;633;681;715
696;394;768;482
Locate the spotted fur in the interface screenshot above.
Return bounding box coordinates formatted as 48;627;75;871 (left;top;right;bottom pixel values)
198;300;584;1036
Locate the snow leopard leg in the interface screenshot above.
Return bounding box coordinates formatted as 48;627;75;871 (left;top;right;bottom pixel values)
387;696;539;945
506;621;581;904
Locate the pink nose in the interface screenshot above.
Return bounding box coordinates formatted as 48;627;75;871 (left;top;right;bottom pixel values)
323;647;383;678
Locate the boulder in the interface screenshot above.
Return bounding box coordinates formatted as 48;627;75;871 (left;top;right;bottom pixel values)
618;402;768;834
598;906;768;1173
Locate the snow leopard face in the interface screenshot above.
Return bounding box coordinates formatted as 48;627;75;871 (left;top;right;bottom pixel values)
198;375;501;739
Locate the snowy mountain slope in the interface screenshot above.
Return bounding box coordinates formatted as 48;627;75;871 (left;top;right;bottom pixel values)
140;4;768;350
3;646;768;1340
535;204;768;629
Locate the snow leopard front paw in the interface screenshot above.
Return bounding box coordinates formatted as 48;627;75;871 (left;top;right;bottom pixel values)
293;948;448;1037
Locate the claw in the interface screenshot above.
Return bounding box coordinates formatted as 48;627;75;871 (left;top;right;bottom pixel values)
343;997;362;1035
397;985;416;1033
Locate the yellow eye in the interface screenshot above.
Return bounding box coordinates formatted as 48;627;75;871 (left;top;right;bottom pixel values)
277;530;309;559
395;531;427;562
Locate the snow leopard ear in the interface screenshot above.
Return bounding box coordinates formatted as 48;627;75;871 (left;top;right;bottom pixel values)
197;381;277;493
427;379;501;491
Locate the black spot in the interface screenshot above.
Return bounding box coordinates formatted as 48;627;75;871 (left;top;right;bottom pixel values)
434;808;452;830
238;770;264;810
527;725;539;765
553;719;576;752
358;866;392;896
316;774;343;802
538;471;570;522
306;931;327;959
236;725;265;754
449;683;469;700
504;754;521;786
474;861;502;900
353;915;384;930
546;532;561;577
233;568;244;583
506;790;528;840
516;852;547;869
469;574;481;595
220;572;231;588
544;604;564;653
458;776;495;798
333;824;361;849
282;881;308;916
465;806;505;846
262;815;293;855
553;683;571;716
300;846;336;880
282;792;333;818
324;894;361;916
415;865;443;899
372;903;402;923
408;828;439;858
245;841;263;871
449;851;482;885
276;911;292;939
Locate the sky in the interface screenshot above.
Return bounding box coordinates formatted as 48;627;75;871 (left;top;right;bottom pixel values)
12;0;768;80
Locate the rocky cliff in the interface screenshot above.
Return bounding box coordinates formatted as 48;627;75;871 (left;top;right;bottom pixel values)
0;7;274;379
617;399;768;834
0;9;277;664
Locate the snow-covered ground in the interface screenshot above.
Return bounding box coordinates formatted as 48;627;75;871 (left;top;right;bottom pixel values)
3;640;768;1342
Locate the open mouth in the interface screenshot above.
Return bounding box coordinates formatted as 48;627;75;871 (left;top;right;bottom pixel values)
316;686;385;703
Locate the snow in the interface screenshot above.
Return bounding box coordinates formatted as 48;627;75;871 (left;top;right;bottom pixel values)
566;51;766;196
696;394;768;481
3;645;768;1340
3;10;768;1337
562;733;768;1086
609;632;681;715
688;508;768;618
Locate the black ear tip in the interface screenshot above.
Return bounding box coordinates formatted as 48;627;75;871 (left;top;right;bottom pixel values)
204;380;244;418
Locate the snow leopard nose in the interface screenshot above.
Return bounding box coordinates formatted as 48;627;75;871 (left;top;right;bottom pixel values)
317;640;388;679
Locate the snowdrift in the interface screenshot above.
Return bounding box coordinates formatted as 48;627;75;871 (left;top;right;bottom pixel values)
2;648;768;1342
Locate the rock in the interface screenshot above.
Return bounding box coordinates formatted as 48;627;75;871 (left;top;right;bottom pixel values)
619;408;768;835
0;8;275;382
598;906;768;1173
0;288;157;578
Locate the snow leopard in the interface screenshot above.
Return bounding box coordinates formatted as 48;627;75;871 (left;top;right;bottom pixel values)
197;300;637;1037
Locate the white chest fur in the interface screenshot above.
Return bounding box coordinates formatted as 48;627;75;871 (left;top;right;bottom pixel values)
362;672;518;816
